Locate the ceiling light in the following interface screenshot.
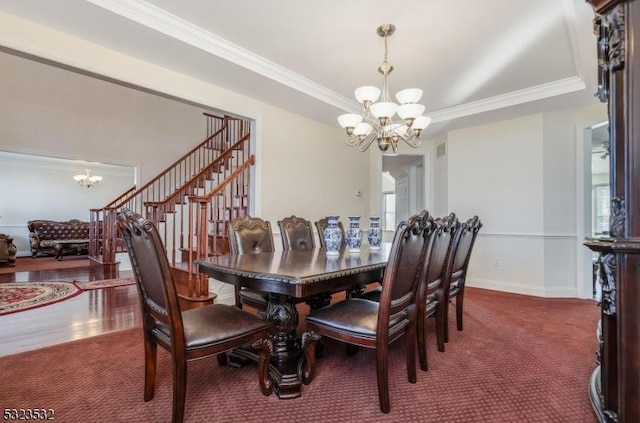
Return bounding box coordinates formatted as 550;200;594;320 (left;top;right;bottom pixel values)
73;168;103;188
338;24;431;153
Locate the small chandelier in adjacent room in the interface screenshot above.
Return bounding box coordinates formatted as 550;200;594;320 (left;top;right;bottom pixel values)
73;168;103;188
338;24;431;153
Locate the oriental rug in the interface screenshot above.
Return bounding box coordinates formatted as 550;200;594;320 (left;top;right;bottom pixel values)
74;278;135;290
0;281;81;316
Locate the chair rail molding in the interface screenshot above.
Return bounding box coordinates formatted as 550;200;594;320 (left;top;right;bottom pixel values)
477;231;576;239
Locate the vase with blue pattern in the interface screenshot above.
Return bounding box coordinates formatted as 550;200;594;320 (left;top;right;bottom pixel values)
367;216;382;250
346;216;363;253
323;215;342;256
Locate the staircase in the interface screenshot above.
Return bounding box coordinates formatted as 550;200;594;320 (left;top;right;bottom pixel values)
89;113;254;305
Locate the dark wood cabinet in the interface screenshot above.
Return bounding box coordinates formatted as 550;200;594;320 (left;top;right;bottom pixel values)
585;1;640;422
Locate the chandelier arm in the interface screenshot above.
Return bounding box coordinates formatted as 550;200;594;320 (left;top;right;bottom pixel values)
362;108;378;126
358;134;377;152
402;137;422;148
397;128;415;142
344;135;362;147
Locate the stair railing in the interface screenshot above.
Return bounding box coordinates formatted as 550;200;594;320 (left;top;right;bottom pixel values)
187;155;256;288
89;114;249;266
89;185;136;261
144;133;252;266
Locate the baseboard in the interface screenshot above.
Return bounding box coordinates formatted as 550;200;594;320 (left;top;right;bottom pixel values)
467;278;578;298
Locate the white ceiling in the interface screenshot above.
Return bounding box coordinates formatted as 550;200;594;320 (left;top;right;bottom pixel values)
0;0;601;138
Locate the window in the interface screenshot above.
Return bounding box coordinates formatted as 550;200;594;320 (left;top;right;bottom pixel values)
382;193;396;231
593;185;610;236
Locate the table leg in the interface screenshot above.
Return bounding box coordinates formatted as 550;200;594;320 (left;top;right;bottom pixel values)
229;293;319;399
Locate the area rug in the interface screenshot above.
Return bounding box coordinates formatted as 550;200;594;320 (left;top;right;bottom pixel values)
0;281;81;316
74;278;135;290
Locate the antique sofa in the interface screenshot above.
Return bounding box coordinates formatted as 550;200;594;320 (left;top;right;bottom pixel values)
27;219;90;258
0;234;17;266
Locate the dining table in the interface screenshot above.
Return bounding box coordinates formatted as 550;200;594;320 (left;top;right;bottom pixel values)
195;243;391;399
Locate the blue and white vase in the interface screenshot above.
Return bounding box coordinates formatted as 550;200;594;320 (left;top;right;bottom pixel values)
367;216;382;250
346;216;363;253
323;215;342;256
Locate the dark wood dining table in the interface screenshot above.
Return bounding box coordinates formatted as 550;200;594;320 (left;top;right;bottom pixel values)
195;243;391;399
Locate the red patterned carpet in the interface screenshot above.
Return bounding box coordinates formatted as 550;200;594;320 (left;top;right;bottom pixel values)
0;281;81;315
0;287;599;422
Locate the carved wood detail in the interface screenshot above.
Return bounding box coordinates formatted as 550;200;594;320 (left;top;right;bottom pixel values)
594;5;625;102
598;252;617;316
609;196;626;237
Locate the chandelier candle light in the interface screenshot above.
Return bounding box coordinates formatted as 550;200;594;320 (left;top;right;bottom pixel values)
73;168;103;188
338;24;431;153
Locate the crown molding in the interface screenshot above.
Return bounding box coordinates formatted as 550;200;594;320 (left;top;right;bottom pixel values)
87;0;589;124
427;76;586;123
86;0;357;112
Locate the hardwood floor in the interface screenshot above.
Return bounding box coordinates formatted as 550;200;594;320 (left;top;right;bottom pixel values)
0;261;141;357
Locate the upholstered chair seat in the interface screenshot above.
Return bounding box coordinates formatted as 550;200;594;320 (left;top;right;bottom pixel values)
154;304;269;349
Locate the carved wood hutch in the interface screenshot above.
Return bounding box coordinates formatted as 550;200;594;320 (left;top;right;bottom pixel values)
584;1;640;422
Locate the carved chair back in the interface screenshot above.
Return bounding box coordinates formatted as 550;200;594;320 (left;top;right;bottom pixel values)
227;216;275;255
415;212;459;370
116;208;183;341
278;215;315;251
445;215;482;299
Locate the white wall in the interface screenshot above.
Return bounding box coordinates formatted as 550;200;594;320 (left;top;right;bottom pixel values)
258;109;369;224
0;52;205;183
446;107;607;298
542;111;577;296
431;133;449;217
448;114;547;295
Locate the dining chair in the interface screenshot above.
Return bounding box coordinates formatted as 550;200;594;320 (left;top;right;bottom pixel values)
443;215;482;342
415;213;459;371
358;212;459;371
116;208;272;423
278;215;316;251
278;215;332;308
226;215;275;314
305;211;435;414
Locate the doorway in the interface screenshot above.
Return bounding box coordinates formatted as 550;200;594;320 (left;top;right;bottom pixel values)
0;150;137;256
576;120;609;299
381;154;425;231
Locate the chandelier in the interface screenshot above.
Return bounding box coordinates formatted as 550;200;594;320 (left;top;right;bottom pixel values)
73;168;103;188
338;24;431;153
